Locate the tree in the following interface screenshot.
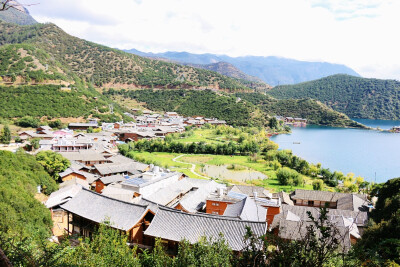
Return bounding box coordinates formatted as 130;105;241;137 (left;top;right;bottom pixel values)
276;167;301;186
371;177;400;223
0;125;11;144
48;119;62;129
269;117;279;129
57;224;141;267
36;151;70;180
354;178;400;265
312;179;324;190
30;138;40;150
15;116;40;128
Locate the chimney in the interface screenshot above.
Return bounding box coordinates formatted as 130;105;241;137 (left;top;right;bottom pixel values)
218;188;224;197
253;191;258;199
153;166;160;174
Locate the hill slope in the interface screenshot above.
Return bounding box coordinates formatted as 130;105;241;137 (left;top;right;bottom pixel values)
268;74;400;120
104;89;265;127
235;92;365;128
0;0;37;25
0;22;253;91
124;49;360;86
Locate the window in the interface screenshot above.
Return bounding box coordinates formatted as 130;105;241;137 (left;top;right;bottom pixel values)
308;201;314;207
212;211;219;215
212;202;219;206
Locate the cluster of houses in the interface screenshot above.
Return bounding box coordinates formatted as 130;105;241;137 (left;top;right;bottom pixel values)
275;116;307;126
18;111;227;151
19;111;370;253
44;145;371;253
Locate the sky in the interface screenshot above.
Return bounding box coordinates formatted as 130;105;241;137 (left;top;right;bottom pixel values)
25;0;400;80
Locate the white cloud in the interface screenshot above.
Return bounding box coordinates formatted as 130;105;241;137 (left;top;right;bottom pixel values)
27;0;400;80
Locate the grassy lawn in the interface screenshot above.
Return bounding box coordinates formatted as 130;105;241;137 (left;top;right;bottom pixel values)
175;128;240;145
131;151;316;192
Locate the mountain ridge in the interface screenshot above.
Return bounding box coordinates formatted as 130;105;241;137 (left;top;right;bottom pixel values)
0;22;256;91
124;49;360;86
0;0;37;25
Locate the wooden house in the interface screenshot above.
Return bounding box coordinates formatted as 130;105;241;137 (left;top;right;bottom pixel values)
60;189;155;245
143;206;267;254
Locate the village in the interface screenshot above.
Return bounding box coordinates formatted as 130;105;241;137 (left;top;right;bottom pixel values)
8;110;370;254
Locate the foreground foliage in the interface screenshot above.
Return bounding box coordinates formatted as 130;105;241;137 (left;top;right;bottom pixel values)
0;150;57;266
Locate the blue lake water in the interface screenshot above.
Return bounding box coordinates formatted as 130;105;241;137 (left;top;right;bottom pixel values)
270;119;400;183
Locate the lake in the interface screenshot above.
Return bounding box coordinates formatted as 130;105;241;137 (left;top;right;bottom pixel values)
270;119;400;183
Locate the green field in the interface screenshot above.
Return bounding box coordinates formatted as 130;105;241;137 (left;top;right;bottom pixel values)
174;128;241;145
130;151;314;192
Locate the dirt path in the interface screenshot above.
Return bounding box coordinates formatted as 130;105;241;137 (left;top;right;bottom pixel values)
172;154;210;179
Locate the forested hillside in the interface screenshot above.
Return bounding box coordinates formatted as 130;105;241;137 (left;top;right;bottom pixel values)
236;92;366;128
268;74;400;120
0;84;130;122
0;21;254;91
0;150;56;264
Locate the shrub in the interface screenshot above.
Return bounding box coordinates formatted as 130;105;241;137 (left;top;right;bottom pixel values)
277;167;301;186
16;116;40;128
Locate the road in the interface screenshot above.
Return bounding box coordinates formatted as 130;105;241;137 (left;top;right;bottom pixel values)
172;154;210;179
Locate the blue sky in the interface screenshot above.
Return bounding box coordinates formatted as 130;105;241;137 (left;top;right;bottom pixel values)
26;0;400;80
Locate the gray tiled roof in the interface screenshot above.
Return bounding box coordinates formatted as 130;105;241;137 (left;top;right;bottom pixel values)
336;194;369;212
59;151;108;162
229;185;270;198
59;177;90;189
45;184;83;208
94;162;145;176
147;179;193;206
60;188;149;231
278;191;294;205
291;189;367;203
270;207;360;251
223;197;267;222
99;174;126;185
101;185;136;203
144;206;267;251
271;204;368;228
59;168;98;184
122;172;182;188
271;216;354;251
178;180;225;213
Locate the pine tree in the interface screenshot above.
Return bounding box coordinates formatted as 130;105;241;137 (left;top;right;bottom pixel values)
0;125;11;144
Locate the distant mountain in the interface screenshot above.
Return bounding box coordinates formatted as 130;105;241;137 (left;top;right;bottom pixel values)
0;22;255;91
0;0;37;25
184;62;271;90
124;49;360;86
268;74;400;120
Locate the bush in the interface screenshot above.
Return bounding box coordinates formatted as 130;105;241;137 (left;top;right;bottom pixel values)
277;167;302;186
313;179;324;190
48;119;62;129
15;116;40;128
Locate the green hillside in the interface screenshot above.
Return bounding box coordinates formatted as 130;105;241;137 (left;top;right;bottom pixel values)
268;74;400;120
0;21;254;91
0;84;130;122
235;92;366;128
